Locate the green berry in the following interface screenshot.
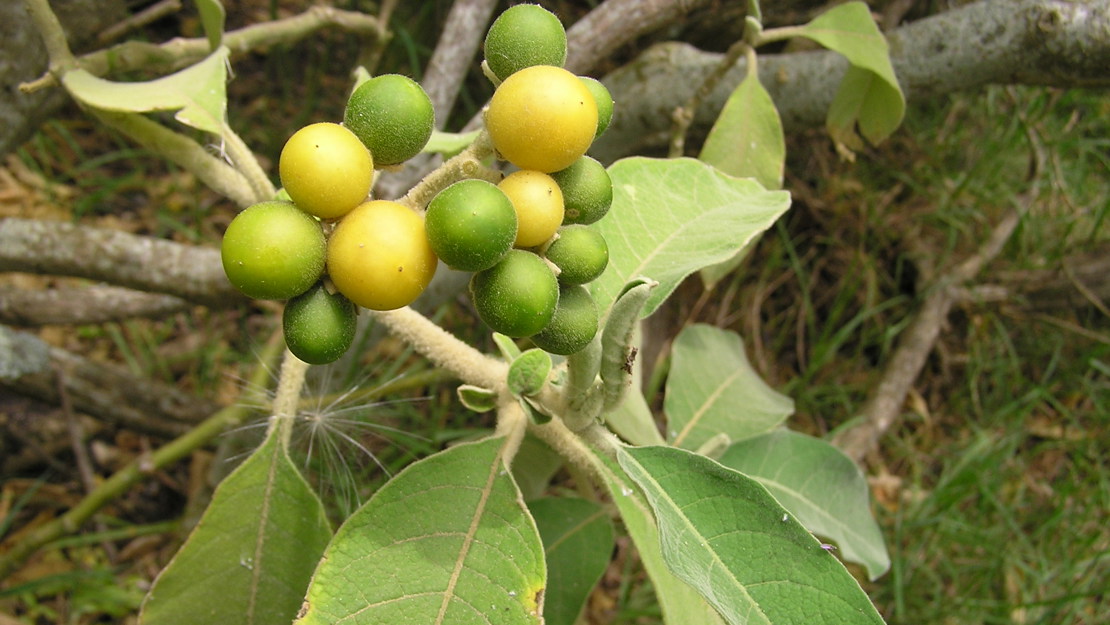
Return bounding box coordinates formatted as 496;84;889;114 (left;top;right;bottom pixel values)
484;4;567;81
531;285;599;355
578;76;614;138
283;284;358;365
425;180;517;272
470;249;559;338
550;156;613;225
344;74;435;166
544;225;609;285
221;201;326;300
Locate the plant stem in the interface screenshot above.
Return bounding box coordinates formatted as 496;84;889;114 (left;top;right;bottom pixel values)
91;110;258;208
22;0;77;73
369;307;507;392
221;121;276;204
0;332;285;582
397;130;498;211
268;349;309;449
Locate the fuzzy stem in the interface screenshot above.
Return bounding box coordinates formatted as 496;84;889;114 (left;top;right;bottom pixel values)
397;130;498;211
495;398;528;466
268;349;309;449
369;307;507;392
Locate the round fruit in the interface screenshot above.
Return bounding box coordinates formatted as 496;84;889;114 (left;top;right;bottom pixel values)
550;156;612;225
425;180;517;272
531;284;599;355
344;74;435;166
283;283;358;365
221;200;326;300
278;122;372;220
499;170;564;248
486;65;598;173
544;225;609;285
578;76;614;138
327;200;438;311
484;4;567;82
470;249;559;337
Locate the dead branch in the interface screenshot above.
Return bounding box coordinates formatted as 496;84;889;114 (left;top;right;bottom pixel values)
0;285;191;326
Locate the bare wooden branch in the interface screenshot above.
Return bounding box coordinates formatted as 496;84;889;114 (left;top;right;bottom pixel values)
1;326;219;438
0;218;242;308
0;286;191;326
423;0;499;129
592;0;1110;161
564;0;713;75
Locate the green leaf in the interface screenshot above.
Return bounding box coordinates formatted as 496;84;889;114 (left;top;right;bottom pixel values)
593;451;727;625
718;429;891;580
140;427;332;625
458;384;498;413
528;498;614;625
423;129;482;156
592;157;790;320
618;445;886;625
699;69;785;190
61;48;230;135
511;435;564;501
508;349;552;396
295;437;545;625
493;332;523;360
664;324;793;451
794;1;904;149
195;0;226;51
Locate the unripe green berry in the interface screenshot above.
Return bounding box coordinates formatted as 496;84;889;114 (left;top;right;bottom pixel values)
550;156;613;225
531;285;599;355
544;225;609;285
425;180;517;272
470;249;559;338
578;76;614;138
283;284;358;365
344;74;435;166
221;201;326;300
484;4;567;81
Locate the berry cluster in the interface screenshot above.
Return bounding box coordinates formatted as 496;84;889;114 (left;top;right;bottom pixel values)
219;3;614;363
220;75;436;364
463;4;615;355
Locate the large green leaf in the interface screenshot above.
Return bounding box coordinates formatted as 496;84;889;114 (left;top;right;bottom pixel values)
528;498;614;625
61;47;230;135
699;68;785;190
718;430;890;580
795;1;904;149
591;158;790;319
594;451;727;625
664;324;793;451
295;437;545;625
618;445;886;625
140;428;332;625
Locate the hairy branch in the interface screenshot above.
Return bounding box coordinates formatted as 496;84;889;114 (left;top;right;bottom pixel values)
592;0;1110;160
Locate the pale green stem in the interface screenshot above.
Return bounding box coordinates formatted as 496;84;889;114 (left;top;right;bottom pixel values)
222;121;276;204
90;110;257;207
755;25;808;46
